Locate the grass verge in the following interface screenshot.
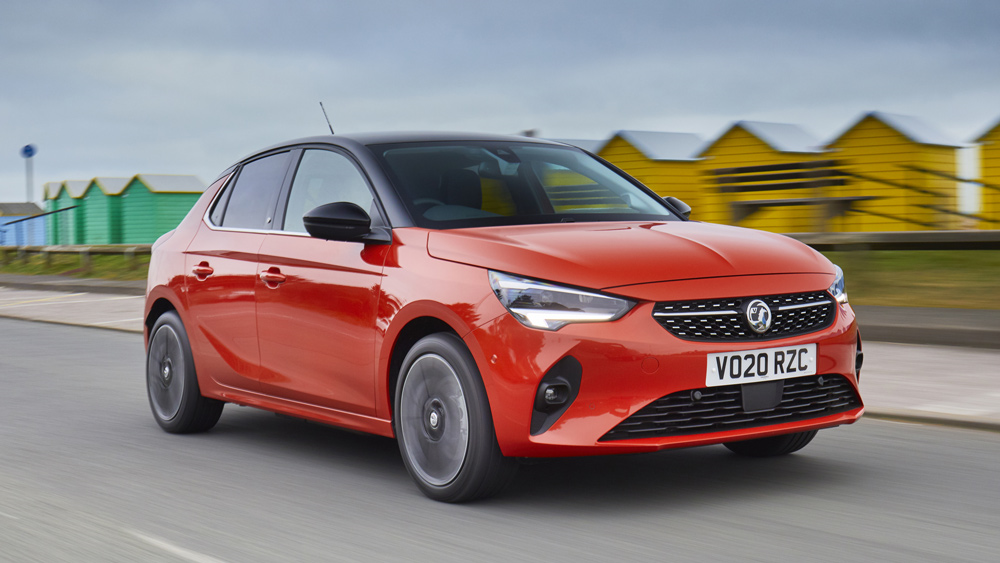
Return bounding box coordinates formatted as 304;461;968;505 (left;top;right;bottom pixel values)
0;253;150;281
823;250;1000;309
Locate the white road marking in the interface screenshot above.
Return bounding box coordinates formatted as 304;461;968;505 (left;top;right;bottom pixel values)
0;510;20;520
0;294;142;309
90;317;144;325
0;292;86;306
872;419;914;427
127;530;229;563
912;403;995;416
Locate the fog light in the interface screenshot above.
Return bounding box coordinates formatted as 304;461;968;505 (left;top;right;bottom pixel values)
530;357;582;435
537;382;570;409
544;387;558;403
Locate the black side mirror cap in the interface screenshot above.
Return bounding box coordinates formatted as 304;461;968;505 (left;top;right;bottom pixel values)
303;202;372;241
663;196;692;220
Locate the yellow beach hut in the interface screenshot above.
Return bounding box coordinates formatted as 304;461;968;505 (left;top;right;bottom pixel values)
974;117;1000;227
825;111;962;231
697;121;826;231
594;130;704;214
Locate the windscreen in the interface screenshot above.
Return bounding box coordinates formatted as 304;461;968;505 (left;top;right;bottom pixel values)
369;141;679;228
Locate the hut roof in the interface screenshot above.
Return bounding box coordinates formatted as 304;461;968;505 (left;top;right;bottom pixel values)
0;202;44;216
829;111;962;148
133;174;206;193
737;121;825;154
63;180;90;199
42;182;63;201
698;121;825;157
609;130;704;161
89;177;131;196
45;175;206;200
973;116;1000;143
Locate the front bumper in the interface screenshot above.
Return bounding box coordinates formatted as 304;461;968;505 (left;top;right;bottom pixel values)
468;289;862;458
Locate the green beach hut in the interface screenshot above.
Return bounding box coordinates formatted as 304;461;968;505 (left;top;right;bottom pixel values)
118;175;206;243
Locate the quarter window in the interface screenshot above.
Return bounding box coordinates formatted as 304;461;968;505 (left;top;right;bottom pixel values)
208;177;233;226
282;150;375;233
218;152;291;230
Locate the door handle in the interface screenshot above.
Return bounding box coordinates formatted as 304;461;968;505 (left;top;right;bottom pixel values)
260;267;287;286
192;262;214;279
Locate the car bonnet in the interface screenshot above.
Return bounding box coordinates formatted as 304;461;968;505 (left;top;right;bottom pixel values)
425;221;834;293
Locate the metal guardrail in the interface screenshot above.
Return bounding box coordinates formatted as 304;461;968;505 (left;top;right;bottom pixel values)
901;165;1000;194
0;244;152;270
1;231;997;273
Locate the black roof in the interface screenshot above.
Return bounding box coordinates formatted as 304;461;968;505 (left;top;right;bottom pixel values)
293;131;562;145
243;131;567;162
335;131;561;145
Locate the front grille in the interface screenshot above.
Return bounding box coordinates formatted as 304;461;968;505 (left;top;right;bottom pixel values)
652;291;834;342
600;374;860;442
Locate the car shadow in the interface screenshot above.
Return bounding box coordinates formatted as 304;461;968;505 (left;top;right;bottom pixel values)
190;406;404;476
188;407;866;510
495;445;862;514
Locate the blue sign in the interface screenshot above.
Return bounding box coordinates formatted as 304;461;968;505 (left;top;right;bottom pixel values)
21;144;36;158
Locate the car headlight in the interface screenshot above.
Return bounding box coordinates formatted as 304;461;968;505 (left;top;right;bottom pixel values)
488;271;635;331
829;265;848;305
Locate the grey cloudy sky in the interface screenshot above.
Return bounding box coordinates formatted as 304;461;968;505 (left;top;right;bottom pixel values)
2;0;999;203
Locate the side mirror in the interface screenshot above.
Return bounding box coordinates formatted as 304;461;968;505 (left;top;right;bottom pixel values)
303;202;371;241
663;196;691;220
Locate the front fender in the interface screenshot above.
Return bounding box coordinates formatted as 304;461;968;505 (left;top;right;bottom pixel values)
373;229;509;421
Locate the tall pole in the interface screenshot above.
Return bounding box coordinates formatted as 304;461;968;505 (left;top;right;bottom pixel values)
21;144;37;203
26;155;33;202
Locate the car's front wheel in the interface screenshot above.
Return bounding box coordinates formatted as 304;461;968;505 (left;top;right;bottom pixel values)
394;333;517;502
146;311;224;433
723;430;818;457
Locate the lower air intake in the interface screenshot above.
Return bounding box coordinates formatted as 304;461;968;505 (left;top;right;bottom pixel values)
600;374;860;442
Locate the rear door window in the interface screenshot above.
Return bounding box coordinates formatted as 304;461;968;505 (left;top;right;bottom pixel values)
216;152;292;230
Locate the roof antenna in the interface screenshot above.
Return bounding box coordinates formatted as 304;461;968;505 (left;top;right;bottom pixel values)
319;102;335;135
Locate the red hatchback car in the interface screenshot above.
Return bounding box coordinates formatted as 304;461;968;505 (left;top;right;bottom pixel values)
145;132;863;501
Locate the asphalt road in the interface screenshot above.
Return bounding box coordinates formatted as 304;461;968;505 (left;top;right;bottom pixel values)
1;318;998;563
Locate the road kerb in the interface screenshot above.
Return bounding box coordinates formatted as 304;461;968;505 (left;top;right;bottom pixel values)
0;279;145;296
0;313;143;335
864;407;1000;433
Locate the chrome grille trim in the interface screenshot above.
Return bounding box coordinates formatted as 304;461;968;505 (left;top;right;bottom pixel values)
652;291;835;342
654;310;739;317
778;299;834;311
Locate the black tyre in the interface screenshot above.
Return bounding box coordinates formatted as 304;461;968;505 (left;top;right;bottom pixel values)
394;333;517;502
724;430;818;457
146;311;224;433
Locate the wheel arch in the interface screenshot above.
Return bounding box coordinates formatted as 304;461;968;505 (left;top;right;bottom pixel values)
144;296;180;346
384;316;458;427
144;279;189;342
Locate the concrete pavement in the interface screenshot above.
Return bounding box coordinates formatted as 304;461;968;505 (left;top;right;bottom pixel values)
0;287;144;333
0;273;997;432
0;273;145;296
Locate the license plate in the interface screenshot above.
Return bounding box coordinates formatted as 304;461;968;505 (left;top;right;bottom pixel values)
706;343;817;387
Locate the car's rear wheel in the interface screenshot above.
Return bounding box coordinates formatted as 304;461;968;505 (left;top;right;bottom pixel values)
394;333;516;502
146;311;224;433
723;430;818;457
